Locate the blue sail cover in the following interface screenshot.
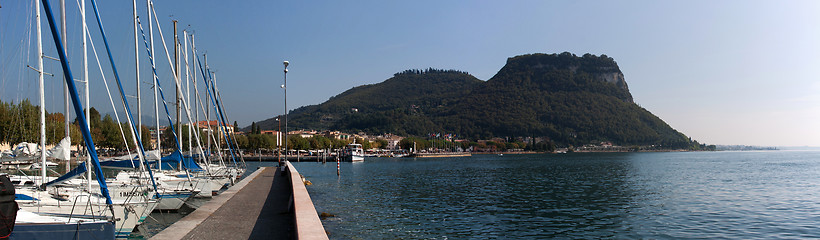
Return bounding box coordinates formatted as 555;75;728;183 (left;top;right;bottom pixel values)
46;151;202;187
98;151;202;171
45;163;87;187
99;159;141;170
158;151;203;171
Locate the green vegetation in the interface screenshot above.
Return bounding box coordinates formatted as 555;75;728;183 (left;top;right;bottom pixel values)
233;133;353;151
0;99;152;150
259;68;482;134
252;53;704;149
160;124;206;151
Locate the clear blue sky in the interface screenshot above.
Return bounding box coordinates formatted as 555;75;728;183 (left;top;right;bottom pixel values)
1;0;819;146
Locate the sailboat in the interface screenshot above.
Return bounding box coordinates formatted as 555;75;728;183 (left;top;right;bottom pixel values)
138;3;244;200
10;0;162;238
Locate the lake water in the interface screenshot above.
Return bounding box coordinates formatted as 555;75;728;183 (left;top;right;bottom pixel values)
292;151;820;239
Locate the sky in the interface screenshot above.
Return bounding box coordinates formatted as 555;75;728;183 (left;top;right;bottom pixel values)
1;0;819;147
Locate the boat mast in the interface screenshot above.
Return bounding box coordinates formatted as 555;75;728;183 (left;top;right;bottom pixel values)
138;19;208;175
61;0;71;175
213;75;244;164
89;0;158;193
213;72;221;151
204;54;210;157
191;33;198;158
148;0;160;168
133;0;141;145
36;0;47;187
174;20;181;152
191;35;216;168
181;32;210;172
42;0;115;210
81;0;92;193
284;61;288;161
184;30;191;155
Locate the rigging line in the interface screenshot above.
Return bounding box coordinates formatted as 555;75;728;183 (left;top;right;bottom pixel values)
193;57;237;167
188;57;212;173
0;3;32;102
144;3;183;153
212;88;241;164
189;55;224;168
78;4;134;168
87;0;158;196
189;49;225;167
178;34;210;174
196;55;237;167
136;17;194;177
146;4;219;173
40;0;114;211
205;69;239;166
190;46;223;168
213;83;245;164
137;28;179;150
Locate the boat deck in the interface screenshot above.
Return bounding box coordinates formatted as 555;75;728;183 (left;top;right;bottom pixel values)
151;167;293;239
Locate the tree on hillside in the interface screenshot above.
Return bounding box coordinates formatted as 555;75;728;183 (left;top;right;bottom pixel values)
287;135;310;151
374;139;388;149
399;137;428;151
140;125;153;150
99;114;119;149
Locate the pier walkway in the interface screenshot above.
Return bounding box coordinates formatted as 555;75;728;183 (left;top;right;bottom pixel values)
152;166;307;239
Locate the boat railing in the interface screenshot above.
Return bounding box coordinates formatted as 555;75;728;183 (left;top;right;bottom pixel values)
69;194;98;222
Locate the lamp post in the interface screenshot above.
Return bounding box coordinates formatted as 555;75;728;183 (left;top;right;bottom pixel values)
282;60;289;162
276;117;280;165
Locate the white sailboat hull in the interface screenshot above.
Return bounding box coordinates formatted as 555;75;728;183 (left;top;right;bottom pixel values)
16;187;158;239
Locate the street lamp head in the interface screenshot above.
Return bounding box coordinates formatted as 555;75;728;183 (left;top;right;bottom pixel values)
283;61;289;68
284;69;288;73
280;84;285;88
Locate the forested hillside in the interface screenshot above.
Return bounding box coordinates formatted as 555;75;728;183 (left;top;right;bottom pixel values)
252;53;696;148
257;68;482;135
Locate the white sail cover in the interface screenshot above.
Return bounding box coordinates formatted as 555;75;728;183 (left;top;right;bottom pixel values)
0;150;12;158
106;150;160;161
144;150;161;160
12;142;39;156
46;137;71;160
191;148;204;156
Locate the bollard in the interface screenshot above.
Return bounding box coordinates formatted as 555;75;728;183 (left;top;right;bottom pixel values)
336;156;340;176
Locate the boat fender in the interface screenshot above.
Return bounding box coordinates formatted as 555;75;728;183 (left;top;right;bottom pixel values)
0;175;17;238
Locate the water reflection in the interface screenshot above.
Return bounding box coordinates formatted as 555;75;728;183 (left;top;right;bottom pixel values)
296;154;641;238
295;151;820;239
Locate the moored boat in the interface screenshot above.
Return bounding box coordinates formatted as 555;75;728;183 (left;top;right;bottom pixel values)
341;144;364;162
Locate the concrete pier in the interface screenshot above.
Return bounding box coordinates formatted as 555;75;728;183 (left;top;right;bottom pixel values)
151;164;328;240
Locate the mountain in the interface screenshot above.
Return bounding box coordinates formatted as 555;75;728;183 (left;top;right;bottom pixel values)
252;52;694;148
256;68;482;135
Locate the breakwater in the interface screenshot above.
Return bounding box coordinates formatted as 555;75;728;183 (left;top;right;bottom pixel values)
149;163;327;239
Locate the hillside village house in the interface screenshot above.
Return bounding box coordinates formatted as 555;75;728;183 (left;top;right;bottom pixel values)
197;120;235;138
260;130;278;135
148;122;235;149
290;130;318;139
322;131;354;141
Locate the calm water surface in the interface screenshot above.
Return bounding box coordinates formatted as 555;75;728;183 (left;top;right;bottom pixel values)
293;151;820;239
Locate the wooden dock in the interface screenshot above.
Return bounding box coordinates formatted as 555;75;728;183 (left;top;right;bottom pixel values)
151;164;328;240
